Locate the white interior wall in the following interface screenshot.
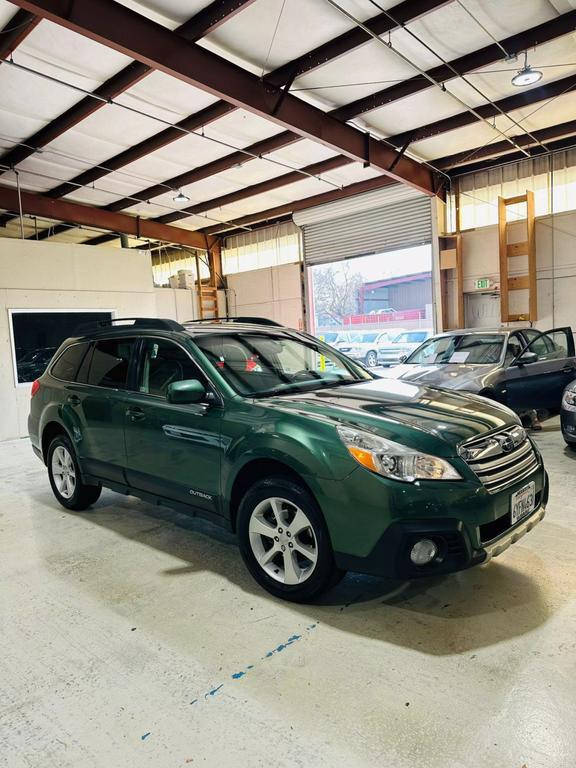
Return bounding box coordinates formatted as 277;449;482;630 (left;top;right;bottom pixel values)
0;240;207;441
445;209;576;331
226;262;303;329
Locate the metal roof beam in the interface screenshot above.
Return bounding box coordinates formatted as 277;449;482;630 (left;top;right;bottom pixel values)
388;73;576;147
11;0;436;195
197;173;398;235
175;0;257;43
105;130;300;213
155;155;354;224
32;154;352;240
0;1;254;171
446;133;576;176
0;8;39;58
330;11;576;122
266;0;450;86
436;119;576;169
0;185;216;249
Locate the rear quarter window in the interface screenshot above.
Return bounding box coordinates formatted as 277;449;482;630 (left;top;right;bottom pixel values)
51;343;91;382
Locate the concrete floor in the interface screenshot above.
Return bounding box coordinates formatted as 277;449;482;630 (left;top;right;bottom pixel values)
1;421;575;768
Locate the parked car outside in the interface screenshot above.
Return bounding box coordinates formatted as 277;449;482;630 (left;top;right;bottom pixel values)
377;329;433;365
337;328;406;367
384;327;576;417
560;380;576;448
316;331;351;348
29;317;548;602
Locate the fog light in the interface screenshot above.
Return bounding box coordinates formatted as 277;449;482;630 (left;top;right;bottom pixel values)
410;539;438;566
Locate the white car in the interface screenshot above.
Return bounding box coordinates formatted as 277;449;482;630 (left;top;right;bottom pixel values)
377;329;434;365
336;328;406;368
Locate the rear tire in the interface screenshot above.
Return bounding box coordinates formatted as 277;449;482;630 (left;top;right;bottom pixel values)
47;435;102;511
237;476;345;602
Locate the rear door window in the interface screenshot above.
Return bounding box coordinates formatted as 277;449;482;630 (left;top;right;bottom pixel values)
87;338;136;389
51;342;91;382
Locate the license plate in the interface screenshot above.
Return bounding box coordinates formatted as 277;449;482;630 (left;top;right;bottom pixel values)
511;481;536;525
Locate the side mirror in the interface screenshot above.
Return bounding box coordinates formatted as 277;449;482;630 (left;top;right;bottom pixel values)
513;351;539;366
166;379;207;404
398;355;407;363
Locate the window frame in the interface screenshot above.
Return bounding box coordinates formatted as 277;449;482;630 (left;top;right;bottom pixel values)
82;336;140;392
134;336;222;405
49;341;92;383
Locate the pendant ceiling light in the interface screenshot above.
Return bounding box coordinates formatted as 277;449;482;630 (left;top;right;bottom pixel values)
173;190;190;203
512;52;543;87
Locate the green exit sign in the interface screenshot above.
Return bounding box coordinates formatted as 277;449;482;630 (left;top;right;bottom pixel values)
475;278;491;290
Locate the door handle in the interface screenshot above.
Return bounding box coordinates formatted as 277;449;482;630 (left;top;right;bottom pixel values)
66;394;80;406
126;406;146;422
562;365;575;373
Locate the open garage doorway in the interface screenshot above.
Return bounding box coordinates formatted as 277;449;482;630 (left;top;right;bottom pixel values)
307;244;434;369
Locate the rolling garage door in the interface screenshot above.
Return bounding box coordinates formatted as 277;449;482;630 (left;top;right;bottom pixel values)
293;185;432;265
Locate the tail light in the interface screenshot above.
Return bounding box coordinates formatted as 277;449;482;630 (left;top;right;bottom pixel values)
31;379;41;398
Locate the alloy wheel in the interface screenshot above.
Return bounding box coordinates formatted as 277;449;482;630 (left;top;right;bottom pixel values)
366;351;377;367
51;445;76;499
248;497;318;585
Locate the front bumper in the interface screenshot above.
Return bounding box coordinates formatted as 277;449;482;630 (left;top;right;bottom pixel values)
328;466;549;580
560;409;576;443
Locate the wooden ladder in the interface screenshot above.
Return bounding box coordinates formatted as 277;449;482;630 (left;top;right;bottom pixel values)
498;190;537;322
194;251;219;319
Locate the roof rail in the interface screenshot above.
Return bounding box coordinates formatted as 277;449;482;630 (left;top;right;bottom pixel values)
75;317;185;335
184;316;284;327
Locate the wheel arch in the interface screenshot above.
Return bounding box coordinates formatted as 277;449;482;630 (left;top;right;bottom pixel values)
227;458;316;533
41;421;70;464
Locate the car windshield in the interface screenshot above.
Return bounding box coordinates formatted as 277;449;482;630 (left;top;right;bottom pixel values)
405;334;506;365
193;331;372;397
393;331;428;344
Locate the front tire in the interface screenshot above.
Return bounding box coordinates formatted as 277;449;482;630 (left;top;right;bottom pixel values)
47;435;102;511
237;476;344;602
365;350;377;367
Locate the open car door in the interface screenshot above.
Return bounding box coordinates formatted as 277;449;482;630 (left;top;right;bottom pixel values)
505;327;576;412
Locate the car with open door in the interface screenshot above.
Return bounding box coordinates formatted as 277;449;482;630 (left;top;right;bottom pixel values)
29;317;549;603
384;326;576;415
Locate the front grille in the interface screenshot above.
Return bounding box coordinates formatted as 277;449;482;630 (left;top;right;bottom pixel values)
459;426;540;494
479;492;542;543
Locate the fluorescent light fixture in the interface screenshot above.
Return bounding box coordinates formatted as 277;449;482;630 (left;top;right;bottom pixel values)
173;190;190;203
512;53;542;87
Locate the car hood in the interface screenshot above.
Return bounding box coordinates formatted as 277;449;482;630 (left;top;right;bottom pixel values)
260;377;516;456
383;363;496;391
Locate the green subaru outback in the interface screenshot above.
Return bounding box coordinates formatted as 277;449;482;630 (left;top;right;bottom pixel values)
29;317;548;602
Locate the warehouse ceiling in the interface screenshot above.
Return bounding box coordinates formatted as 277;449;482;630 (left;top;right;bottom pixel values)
0;0;575;248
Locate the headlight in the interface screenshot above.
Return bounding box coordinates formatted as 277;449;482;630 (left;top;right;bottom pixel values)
563;388;576;412
337;425;461;482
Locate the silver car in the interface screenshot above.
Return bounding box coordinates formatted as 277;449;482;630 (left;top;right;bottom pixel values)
337;328;406;368
384;326;576;414
378;329;433;365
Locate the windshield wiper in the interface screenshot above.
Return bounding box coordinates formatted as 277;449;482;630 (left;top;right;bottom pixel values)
253;378;362;399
